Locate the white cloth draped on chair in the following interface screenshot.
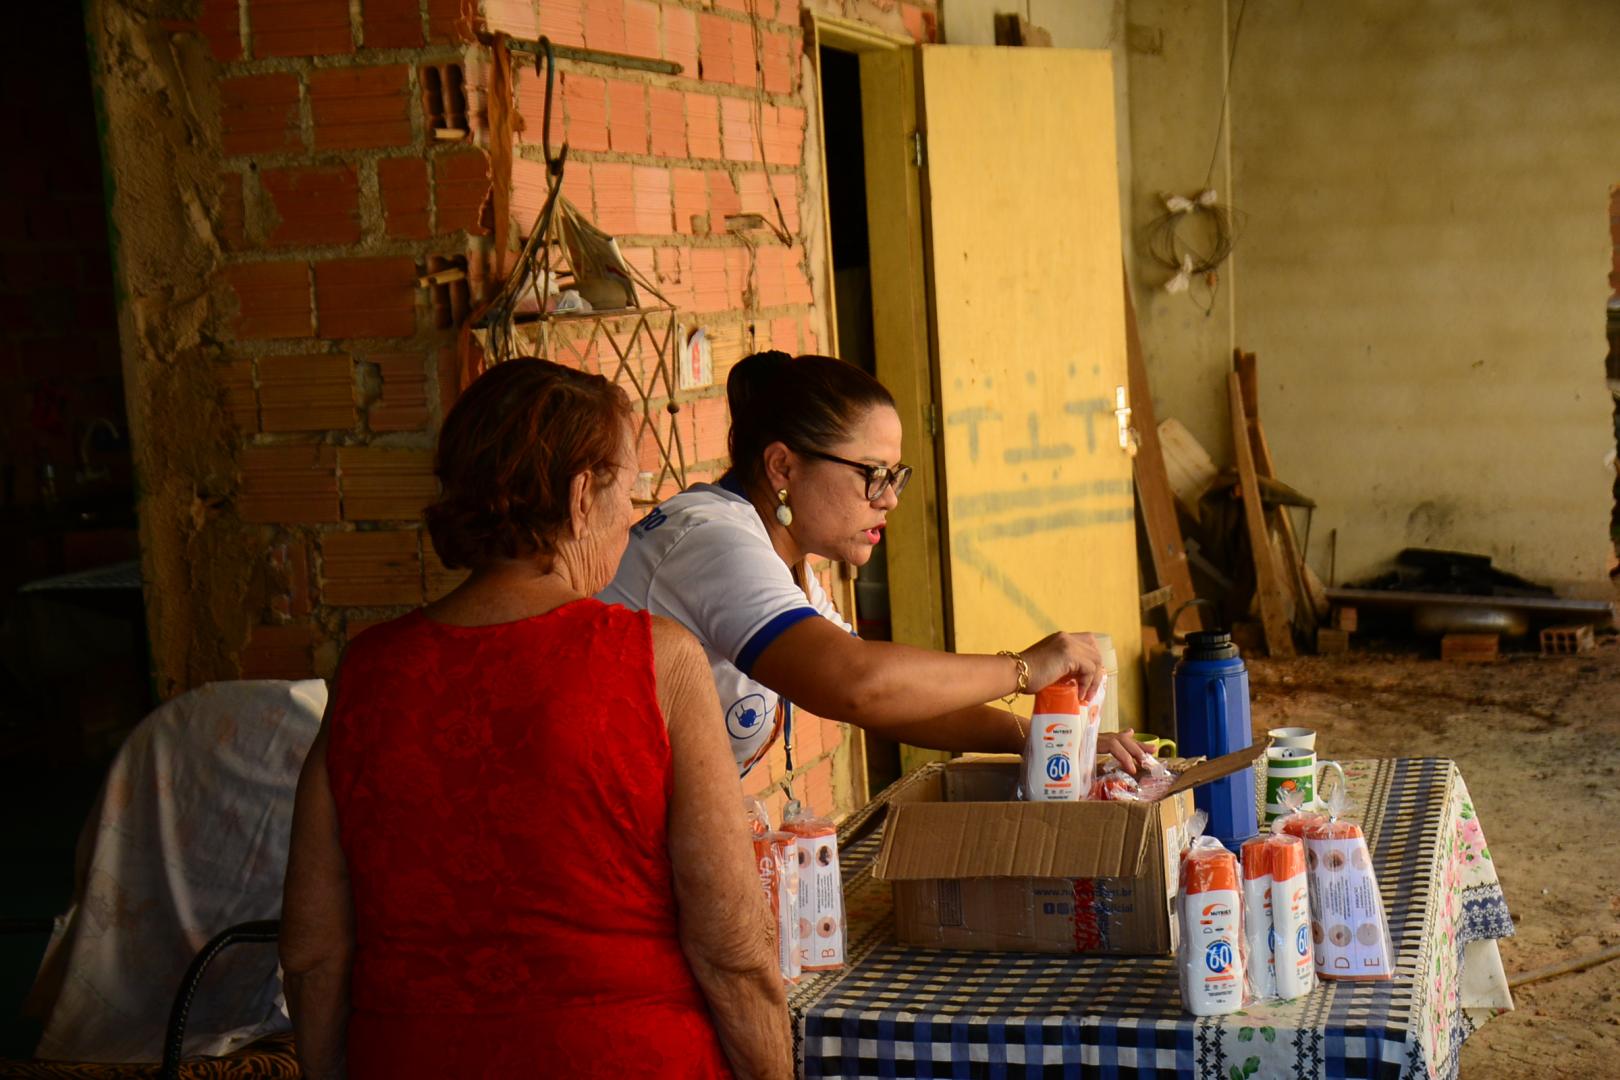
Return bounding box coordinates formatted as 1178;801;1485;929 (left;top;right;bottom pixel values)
26;679;326;1063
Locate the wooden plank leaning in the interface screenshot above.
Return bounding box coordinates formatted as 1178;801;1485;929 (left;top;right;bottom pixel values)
1228;371;1295;656
1123;274;1202;634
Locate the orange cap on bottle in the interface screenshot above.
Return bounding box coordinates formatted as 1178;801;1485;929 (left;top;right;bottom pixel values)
1241;837;1272;880
1181;847;1240;893
1269;835;1307;879
1032;677;1081;715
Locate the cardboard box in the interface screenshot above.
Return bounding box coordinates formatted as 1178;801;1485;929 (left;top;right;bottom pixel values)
873;745;1266;956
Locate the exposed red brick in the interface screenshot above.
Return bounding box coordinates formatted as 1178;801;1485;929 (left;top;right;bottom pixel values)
768;314;799;354
754;244;810;307
434;148;491;234
238;444;340;523
339;446;438;520
688;247;728;313
721;96;752;161
698;13;734;84
321;529;423;605
762;105;803;166
377;157;431;239
362;0;423;48
800;316;818;354
651;246;693;308
706;169;741;218
482;0;537;37
537;0;584;46
261;164;362;247
607;79;648;154
220;360;259;433
218;172;247;250
240;622;318;679
222;261;313;339
624;0;660;58
250;0;353;57
268;537;316;618
820;716;844;753
258;352;357;431
219;73;302;156
671;167;706;235
724;246;749;308
561;72;610;154
687;393;729;463
632;166;671;235
426;0;477;43
685;92;722;159
741;759;771;796
662;5;698;76
770;171;800;234
582;0;627;53
309;65;413;150
199;0;244;61
802;756;835;816
794;705;823;759
648;86;685;157
314;257;418;339
367;351;431;431
592;162;636;236
761;28;794;94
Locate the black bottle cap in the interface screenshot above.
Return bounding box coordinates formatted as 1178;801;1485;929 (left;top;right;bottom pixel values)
1184;630;1240;661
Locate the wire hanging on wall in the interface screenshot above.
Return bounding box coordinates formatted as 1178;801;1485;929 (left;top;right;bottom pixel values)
1144;189;1244;316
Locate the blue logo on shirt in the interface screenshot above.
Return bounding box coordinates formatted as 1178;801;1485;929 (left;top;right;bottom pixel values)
637;508;669;532
726;694;769;741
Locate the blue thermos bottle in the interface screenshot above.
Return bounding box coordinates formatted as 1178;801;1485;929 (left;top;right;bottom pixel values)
1173;630;1258;852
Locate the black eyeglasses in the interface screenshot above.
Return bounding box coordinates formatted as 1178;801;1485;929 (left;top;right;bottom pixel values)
796;448;912;501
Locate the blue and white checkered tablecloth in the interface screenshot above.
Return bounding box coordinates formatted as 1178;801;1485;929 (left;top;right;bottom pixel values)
790;758;1513;1080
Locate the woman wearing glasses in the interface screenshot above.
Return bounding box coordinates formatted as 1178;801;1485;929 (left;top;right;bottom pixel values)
600;350;1147;778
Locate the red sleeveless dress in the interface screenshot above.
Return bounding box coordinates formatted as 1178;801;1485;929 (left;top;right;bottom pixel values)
325;600;734;1079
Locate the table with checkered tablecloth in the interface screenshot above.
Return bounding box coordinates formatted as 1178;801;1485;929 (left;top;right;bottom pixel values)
789;758;1513;1080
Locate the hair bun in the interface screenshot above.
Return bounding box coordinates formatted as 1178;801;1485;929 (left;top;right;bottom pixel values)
726;350;794;411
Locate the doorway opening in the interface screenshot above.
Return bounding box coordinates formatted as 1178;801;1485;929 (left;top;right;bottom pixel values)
1608;184;1619;580
817;43;901;793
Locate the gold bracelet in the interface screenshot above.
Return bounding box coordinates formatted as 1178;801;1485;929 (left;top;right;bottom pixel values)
996;650;1030;700
995;650;1029;741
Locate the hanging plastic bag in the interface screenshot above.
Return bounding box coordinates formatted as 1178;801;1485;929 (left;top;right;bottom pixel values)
783;804;844;972
1176;812;1247;1016
1301;786;1394;982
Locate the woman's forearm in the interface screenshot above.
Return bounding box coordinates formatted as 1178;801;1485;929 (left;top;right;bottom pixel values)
284;963;351;1080
681;943;792;1080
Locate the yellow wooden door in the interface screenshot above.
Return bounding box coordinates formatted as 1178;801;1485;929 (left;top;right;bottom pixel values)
918;46;1142;728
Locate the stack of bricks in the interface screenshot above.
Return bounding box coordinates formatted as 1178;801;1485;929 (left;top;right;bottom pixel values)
158;0;938;819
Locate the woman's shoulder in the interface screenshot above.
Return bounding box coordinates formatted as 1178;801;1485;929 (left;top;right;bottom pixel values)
640;482;765;541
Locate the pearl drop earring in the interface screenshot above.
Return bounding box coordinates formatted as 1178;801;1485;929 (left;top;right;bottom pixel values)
774;488;793;527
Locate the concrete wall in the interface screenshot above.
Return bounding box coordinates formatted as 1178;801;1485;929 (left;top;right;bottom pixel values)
1229;0;1620;594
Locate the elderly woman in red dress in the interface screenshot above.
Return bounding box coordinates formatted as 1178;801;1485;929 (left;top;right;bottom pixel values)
281;358;791;1079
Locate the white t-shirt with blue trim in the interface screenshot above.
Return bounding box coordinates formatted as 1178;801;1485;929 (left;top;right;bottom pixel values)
598;478;852;775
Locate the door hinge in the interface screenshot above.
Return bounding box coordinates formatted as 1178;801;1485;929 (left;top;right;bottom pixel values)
926;401;940;438
1114;384;1139;455
911;129;925;168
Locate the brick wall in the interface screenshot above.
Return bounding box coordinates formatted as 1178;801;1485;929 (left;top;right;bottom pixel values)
113;0;937;820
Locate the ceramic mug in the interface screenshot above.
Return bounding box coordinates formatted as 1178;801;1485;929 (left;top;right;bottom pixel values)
1263;747;1345;824
1268;726;1317;752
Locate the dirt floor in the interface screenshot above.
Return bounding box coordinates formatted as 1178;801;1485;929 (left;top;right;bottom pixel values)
1247;631;1620;1078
